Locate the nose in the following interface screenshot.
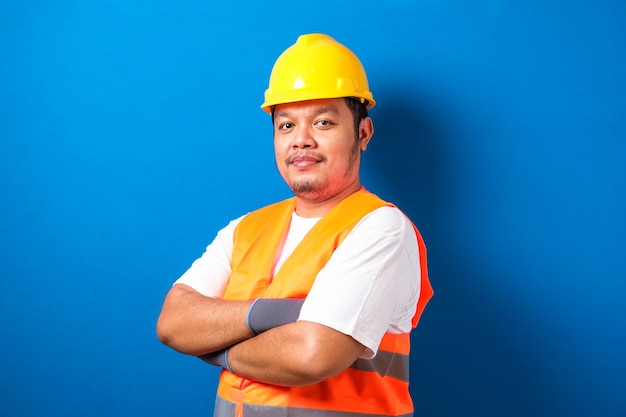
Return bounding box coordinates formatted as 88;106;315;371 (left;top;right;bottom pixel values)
292;125;316;149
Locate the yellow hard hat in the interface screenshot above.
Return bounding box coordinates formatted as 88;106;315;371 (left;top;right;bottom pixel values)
261;33;375;113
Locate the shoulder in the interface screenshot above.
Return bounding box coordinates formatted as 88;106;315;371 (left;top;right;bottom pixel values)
219;213;247;236
236;197;296;229
245;197;295;217
354;206;415;237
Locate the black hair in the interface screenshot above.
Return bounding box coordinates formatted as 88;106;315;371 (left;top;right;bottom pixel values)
344;98;369;142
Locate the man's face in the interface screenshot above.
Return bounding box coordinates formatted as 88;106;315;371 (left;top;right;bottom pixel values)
273;98;372;204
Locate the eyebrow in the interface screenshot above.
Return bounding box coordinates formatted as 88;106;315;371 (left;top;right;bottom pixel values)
275;105;340;119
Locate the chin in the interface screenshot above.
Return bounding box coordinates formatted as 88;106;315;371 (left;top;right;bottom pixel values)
290;180;323;197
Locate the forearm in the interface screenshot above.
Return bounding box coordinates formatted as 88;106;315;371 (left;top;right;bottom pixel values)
226;321;365;387
156;284;254;355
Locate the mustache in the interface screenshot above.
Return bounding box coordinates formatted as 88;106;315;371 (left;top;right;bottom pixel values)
285;152;327;165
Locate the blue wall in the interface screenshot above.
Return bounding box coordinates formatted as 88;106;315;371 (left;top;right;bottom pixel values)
1;1;624;416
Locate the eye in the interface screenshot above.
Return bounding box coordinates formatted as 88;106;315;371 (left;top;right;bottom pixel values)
278;122;294;131
315;119;334;128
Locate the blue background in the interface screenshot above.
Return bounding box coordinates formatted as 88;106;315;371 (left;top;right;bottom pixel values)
1;1;624;416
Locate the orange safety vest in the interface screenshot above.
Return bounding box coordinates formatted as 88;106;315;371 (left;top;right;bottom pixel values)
217;188;433;417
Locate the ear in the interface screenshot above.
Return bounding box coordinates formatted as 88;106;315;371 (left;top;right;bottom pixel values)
358;117;374;151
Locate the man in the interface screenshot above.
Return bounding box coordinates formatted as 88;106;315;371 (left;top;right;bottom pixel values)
157;33;433;417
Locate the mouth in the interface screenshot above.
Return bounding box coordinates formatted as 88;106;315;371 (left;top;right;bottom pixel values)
287;153;324;168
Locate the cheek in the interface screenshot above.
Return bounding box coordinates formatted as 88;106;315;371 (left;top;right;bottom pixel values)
274;145;288;172
332;142;358;161
273;139;283;159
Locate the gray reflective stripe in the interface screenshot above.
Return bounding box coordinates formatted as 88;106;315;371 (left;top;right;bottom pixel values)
214;396;413;417
350;350;409;382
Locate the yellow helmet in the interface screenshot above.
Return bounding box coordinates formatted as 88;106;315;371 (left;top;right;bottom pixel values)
261;33;375;113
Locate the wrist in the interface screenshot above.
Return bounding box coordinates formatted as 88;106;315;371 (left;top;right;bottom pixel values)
247;297;305;334
246;298;262;335
223;348;234;374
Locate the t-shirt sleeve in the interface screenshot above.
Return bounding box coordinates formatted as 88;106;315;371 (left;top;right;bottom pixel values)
297;206;422;359
173;215;245;298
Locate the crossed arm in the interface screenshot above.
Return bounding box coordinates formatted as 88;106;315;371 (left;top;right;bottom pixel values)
156;283;365;387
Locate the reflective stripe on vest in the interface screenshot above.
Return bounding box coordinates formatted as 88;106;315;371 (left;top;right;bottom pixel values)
218;188;433;417
214;396;414;417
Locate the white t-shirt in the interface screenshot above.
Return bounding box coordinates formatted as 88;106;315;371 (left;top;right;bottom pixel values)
175;206;422;358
